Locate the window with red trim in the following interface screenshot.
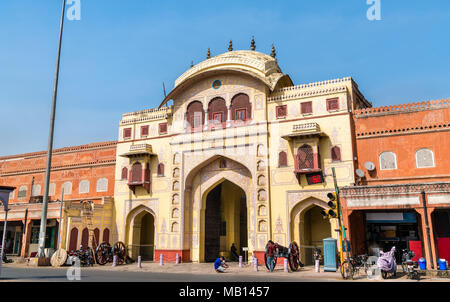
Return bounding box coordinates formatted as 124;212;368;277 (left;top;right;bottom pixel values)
123;128;132;139
159;123;168;135
326;98;339;111
331;146;341;162
276;105;287;118
141;125;149;136
157;163;165;176
301;102;313;114
121;167;128;180
236;109;247;121
278;151;287;167
213;112;224;123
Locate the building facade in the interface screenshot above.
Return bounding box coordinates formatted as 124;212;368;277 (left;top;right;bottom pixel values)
114;49;371;264
340;100;450;268
0;141;117;257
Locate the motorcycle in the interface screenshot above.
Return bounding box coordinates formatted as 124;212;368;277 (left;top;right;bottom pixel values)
401;249;419;280
377;246;397;279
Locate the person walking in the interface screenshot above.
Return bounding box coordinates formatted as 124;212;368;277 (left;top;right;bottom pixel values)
214;256;229;273
266;240;276;272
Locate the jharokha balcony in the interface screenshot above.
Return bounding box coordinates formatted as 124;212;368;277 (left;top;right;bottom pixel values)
120;144;155;194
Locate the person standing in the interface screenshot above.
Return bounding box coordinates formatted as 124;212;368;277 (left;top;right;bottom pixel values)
230;243;239;261
266;240;276;272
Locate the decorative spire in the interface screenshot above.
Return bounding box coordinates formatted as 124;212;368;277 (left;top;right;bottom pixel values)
250;36;256;51
207;48;211;59
228;40;233;52
270;44;276;58
190;61;194;68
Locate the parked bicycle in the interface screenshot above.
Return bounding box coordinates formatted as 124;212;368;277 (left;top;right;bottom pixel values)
340;254;371;280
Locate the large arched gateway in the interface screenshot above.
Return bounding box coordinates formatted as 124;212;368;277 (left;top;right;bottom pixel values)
184;156;254;263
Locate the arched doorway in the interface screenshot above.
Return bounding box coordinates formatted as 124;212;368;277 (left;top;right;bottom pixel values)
290;198;335;265
301;206;331;265
127;207;155;261
204;180;247;262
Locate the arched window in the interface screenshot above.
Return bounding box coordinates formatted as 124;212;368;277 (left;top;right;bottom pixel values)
297;144;314;169
208;97;227;125
69;228;78;252
157;163;165;177
278;151;287;167
81;228;89;249
171;222;179;233
331;146;341;162
102;228;110;244
31;184;41;197
121;167;128;180
231;93;251;121
79;180;90;194
416;148;435;168
17;186;28;199
379;152;397;170
93;228;100;247
96;178;108;192
63;182;72;195
186;101;205;129
131;162;143;183
49;183;56;196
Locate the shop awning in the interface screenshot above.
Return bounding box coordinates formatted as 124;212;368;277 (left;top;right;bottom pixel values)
365;212;417;223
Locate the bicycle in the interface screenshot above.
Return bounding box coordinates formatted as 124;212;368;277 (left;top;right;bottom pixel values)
340;254;371;280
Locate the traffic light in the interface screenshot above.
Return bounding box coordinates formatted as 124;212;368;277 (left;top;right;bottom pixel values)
321;192;338;219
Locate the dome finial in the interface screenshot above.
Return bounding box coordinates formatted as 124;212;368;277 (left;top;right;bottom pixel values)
228;40;233;52
250;36;256;51
207;48;211;59
190;60;194;68
270;44;276;58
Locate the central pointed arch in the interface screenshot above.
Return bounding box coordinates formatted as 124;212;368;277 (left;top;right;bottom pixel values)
183;156;254;262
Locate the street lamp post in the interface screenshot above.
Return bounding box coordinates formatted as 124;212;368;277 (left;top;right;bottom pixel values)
37;0;67;258
0;186;16;277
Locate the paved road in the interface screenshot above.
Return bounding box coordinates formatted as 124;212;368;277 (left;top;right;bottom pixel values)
0;266;339;282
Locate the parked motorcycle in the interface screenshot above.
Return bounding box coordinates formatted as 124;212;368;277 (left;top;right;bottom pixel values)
69;245;94;267
377;246;397;279
401;249;419;280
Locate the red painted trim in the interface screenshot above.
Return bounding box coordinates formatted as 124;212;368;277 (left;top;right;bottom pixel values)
154;250;191;263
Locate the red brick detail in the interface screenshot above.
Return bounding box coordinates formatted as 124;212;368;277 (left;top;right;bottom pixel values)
154;250;190;263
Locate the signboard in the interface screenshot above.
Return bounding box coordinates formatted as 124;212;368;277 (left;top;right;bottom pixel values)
306;172;324;185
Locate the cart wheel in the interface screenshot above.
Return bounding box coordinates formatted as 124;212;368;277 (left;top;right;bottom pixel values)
381;270;388;279
95;242;111;266
113;241;127;265
288;242;300;271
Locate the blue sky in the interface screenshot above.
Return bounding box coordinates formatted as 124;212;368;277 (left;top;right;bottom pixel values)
0;0;449;156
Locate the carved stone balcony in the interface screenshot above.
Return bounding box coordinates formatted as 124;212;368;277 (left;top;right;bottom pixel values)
120;144;156;158
282;122;325;140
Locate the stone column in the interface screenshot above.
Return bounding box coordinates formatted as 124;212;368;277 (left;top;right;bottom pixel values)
226;106;232;128
20;220;32;258
204;110;209;131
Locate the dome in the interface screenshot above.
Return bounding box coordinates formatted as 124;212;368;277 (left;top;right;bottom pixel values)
159;50;292;108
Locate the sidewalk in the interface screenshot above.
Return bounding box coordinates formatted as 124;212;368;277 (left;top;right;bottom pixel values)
3;260;449;282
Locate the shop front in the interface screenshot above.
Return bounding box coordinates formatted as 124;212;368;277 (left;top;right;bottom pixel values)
362;211;422;262
0;220;24;256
